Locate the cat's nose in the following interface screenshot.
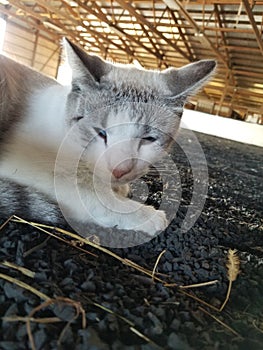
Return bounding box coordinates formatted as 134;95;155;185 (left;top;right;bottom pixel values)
112;165;132;179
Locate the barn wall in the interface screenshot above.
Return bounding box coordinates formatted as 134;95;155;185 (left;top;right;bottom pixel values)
3;20;60;79
182;109;263;147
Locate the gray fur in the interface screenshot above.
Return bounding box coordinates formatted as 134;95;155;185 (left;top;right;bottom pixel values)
0;179;63;225
0;55;57;146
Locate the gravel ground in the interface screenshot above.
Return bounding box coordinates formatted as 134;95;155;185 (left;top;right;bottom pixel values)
0;130;262;350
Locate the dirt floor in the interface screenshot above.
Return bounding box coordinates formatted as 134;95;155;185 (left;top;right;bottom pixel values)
0;130;262;350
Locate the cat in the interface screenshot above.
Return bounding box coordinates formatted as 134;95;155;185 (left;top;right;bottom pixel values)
0;38;216;237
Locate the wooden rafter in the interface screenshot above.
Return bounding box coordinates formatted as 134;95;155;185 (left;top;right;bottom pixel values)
0;4;59;41
242;0;263;58
73;0;165;61
115;0;191;61
40;46;60;72
163;0;229;68
10;0;135;59
214;4;236;87
168;8;195;61
91;2;135;59
182;0;263;4
8;0;76;39
31;29;39;67
34;0;79;26
214;5;229;60
139;24;168;67
1;0;263;119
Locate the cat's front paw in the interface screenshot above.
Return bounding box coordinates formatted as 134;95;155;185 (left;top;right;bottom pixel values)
134;206;168;235
112;184;131;198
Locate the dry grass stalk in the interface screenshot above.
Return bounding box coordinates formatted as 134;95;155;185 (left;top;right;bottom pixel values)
0;217;165;347
26;297;86;350
92;302;134;326
0;216;246;346
82;296;161;345
151;249;167;281
0;260;35;278
252;320;263;334
23;236;51;257
199;306;242;339
2;216;240;314
165;280;218;289
0;273;50;301
226;249;240;282
11;216;166;283
220;249;240;311
0;215;15;231
129;326;162;349
9;216;230;297
179;289;220;312
2;316;62;323
13;216;98;258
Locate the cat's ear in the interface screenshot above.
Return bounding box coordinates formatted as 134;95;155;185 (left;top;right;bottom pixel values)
162;60;216;97
63;38;111;83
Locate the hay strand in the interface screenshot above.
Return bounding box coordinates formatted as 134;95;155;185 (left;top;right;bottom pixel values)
152;249;166;281
199;306;242;339
0;260;35;278
0;273;50;301
220;249;240;311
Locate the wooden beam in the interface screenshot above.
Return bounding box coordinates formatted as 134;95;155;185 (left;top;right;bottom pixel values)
31;30;39;68
214;4;236;87
91;2;136;58
214;5;229;58
190;97;262;115
60;0;81;21
0;4;59;41
203;26;254;34
74;0;165;61
115;0;191;61
8;0;68;34
233;69;263;78
90;1;167;62
180;0;263;4
168;8;195;61
34;0;111;56
163;0;229;68
34;0;79;26
40;46;60;72
7;0;133;59
223;45;260;52
242;0;263;58
217;73;230;115
207;87;263;100
139;24;168;67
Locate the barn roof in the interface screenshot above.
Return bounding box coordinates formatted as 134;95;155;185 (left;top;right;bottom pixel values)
1;0;263;119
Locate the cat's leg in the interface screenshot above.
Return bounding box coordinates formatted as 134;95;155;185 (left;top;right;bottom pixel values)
58;184;167;235
88;193;167;234
0;179;64;225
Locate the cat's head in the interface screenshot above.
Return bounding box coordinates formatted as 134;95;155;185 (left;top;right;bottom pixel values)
63;39;216;185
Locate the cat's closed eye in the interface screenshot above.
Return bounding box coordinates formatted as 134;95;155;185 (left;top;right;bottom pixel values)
142;136;157;143
72;116;84;123
72;84;82;93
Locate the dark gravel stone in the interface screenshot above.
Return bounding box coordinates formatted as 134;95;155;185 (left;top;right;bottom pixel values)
0;131;262;349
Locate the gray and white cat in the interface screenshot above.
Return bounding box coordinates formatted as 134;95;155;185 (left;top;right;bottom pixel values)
0;39;216;236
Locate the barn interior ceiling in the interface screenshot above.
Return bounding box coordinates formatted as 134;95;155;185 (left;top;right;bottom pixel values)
1;0;263;121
